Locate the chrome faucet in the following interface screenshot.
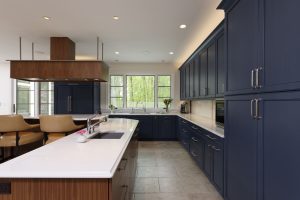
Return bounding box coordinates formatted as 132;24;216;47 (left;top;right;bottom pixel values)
87;114;107;134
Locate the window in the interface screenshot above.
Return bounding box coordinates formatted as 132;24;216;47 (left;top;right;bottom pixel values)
157;76;171;108
127;76;155;108
16;80;35;116
110;76;124;108
39;82;54;115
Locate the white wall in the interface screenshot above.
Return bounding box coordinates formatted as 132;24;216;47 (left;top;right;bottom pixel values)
0;62;13;114
101;62;181;111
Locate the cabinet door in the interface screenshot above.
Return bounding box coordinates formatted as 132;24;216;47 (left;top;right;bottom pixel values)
156;116;175;139
54;85;72;114
216;33;225;96
180;68;186;99
133;116;153;140
185;65;190;98
263;0;300;93
204;142;213;178
189;62;194;98
194;56;200;98
200;51;208;97
260;92;300;200
207;43;216;97
212;142;224;195
226;0;259;95
225;95;258;200
72;85;94;114
190;132;205;168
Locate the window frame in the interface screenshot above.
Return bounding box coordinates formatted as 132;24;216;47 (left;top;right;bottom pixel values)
16;80;36;117
110;75;124;109
157;75;172;108
38;82;54;115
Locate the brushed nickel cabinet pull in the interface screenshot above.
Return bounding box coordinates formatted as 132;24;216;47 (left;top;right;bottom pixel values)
192;137;198;142
211;146;221;151
206;135;216;140
251;69;255;88
256;99;262;119
251;99;255;119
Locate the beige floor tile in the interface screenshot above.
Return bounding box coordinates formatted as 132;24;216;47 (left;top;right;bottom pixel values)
134;193;189;200
158;178;185;193
133;178;159;193
136;166;178;178
187;193;223;200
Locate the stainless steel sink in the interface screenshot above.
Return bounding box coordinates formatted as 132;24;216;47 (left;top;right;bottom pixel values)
91;131;124;139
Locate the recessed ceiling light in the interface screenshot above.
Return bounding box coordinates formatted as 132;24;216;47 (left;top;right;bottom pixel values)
169;52;174;55
179;24;187;29
113;16;119;20
43;16;51;20
115;51;120;55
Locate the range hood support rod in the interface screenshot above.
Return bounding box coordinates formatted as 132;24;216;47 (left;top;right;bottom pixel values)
32;43;34;60
96;37;104;61
19;37;22;60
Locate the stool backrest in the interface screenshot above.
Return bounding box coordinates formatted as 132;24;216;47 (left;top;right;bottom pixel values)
0;115;31;132
39;115;78;133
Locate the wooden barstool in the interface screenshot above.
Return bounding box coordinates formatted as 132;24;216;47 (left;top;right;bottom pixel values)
0;115;44;161
39;115;84;144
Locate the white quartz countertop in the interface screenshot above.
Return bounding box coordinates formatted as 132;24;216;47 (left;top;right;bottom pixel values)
24;114;109;121
0;118;138;179
109;112;224;138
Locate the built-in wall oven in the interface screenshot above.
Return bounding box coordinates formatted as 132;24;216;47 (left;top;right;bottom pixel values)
216;100;224;127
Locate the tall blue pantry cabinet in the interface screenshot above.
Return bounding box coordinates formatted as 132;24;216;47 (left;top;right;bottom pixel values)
219;0;300;200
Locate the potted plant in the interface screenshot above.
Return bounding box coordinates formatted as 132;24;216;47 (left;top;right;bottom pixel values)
163;98;173;113
109;104;116;113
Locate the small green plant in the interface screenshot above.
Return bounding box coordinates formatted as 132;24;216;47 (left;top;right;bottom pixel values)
163;98;173;112
109;104;116;112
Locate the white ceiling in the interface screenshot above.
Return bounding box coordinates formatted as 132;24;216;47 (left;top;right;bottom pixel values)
0;0;223;65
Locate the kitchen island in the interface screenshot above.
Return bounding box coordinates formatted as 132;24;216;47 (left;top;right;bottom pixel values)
0;118;139;200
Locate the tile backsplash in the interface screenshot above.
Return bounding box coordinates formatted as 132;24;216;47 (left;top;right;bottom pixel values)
191;100;216;121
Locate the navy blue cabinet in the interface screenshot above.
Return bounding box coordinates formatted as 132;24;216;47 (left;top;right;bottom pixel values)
190;131;205;168
207;43;216;97
200;50;208;97
179;22;224;100
216;33;225;96
193;56;200;98
225;95;258;200
54;82;100;114
154;116;176;140
259;92;300;200
262;0;300;93
226;0;259;96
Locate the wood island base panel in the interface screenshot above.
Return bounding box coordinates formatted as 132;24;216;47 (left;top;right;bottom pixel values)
0;179;109;200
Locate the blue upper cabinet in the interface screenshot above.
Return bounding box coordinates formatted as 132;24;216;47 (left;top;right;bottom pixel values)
225;0;300;96
207;43;216;97
216;33;225;96
179;22;224;100
226;0;260;96
262;0;300;93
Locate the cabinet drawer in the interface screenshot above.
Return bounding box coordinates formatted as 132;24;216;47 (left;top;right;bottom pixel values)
190;134;205;168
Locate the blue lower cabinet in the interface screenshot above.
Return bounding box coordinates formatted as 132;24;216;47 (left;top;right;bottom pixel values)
154;116;177;140
190;132;205;168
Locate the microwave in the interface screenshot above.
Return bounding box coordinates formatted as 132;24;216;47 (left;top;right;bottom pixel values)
216;100;224;127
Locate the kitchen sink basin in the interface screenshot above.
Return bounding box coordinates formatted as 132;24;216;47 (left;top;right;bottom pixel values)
91;131;124;139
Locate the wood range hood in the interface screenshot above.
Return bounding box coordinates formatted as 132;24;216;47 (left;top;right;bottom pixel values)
10;37;109;82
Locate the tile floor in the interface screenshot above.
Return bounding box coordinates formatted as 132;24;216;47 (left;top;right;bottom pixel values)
133;141;223;200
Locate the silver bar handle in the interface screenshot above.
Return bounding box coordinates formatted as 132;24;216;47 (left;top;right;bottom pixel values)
251;99;255;119
69;96;72;112
191;151;198;157
251;69;255;88
191;126;198;130
211;146;221;151
256;99;262;119
206;135;216;140
256;67;263;88
192;137;198;142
